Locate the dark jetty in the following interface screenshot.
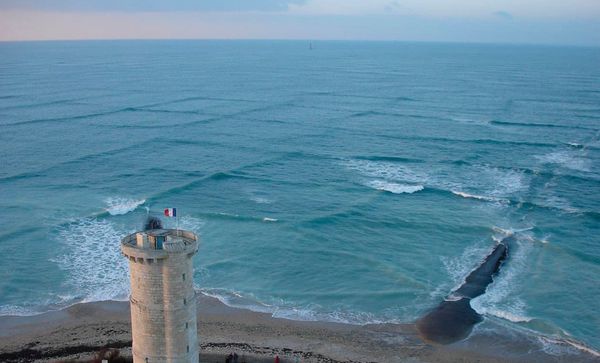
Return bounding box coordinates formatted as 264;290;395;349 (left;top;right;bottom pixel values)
417;236;513;344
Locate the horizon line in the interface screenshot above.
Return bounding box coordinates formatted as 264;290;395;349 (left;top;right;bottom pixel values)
1;37;598;48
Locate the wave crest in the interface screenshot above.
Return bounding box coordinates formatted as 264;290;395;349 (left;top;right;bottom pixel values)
104;197;145;216
486;308;532;323
368;180;424;194
451;190;503;202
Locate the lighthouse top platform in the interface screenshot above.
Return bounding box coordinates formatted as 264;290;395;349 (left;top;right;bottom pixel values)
121;229;198;262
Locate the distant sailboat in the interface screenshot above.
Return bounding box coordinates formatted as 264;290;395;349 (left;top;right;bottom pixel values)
309;41;313;50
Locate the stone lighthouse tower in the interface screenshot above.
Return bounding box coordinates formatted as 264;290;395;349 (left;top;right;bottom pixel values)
121;226;199;363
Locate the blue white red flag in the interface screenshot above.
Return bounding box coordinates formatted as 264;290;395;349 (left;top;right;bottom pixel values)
164;208;176;217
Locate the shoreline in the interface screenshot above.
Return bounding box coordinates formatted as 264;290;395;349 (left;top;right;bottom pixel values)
1;295;598;363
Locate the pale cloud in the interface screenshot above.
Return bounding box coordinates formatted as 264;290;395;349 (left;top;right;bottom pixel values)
0;11;257;40
288;0;600;19
0;0;306;12
1;10;599;46
288;0;403;16
493;11;513;21
384;1;414;14
1;0;599;18
0;1;598;44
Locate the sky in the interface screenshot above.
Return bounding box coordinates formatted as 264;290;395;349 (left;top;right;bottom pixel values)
0;0;599;45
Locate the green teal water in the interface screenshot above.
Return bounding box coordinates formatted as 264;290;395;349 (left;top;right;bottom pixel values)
0;40;598;352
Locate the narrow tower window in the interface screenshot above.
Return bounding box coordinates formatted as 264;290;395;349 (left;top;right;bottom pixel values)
184;298;187;305
182;273;186;281
187;345;190;353
185;322;189;329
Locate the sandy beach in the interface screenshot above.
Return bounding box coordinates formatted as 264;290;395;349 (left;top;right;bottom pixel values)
0;294;596;363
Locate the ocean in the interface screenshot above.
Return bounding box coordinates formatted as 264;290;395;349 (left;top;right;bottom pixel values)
0;40;598;353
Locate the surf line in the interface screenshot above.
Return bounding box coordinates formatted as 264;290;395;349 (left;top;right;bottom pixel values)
416;235;514;344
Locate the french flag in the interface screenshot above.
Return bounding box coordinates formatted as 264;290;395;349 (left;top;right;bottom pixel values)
164;208;177;217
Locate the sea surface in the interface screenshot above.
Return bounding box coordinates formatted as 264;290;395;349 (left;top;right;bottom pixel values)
0;40;599;353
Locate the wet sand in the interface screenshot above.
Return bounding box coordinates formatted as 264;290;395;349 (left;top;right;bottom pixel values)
0;294;596;363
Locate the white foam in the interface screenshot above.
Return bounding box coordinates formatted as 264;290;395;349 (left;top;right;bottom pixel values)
272;306;320;322
538;235;551;244
471;234;533;326
543;195;581;214
491;226;533;241
162;215;205;233
217;212;240;218
0;304;40;316
538;178;583;214
519;233;552;245
482;167;528;197
539;336;600;357
451;190;502;202
344;159;427;184
442;230;538;328
441;241;490;292
491;226;515;237
316;309;393;325
535;150;591;172
104;197;145;216
444;293;463;302
251;196;272;204
262;217;278;222
368;180;424;194
344;159;529;201
486;308;532;323
53;218;131;303
450;116;488;125
446;166;528;200
272;304;393;325
201;289;395;326
0;293;89;317
201;288;274;314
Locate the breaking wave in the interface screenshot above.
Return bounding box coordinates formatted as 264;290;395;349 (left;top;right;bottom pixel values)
536;151;591;172
200;288;399;326
53;218;131;303
440;241;491;294
368;180;424;194
344;158;528;201
344;158;427;184
451;191;503;203
471;233;534;330
104;197;146;216
539;336;600;358
485;307;532;323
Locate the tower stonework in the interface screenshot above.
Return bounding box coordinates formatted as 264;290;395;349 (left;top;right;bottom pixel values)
121;229;199;363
